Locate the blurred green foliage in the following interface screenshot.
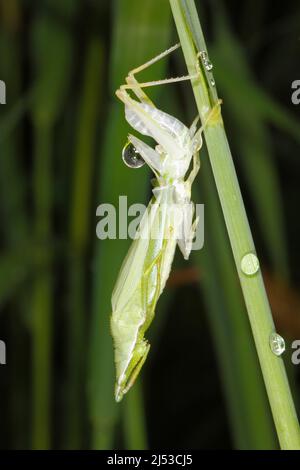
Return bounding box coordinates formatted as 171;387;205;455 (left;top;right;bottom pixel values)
0;0;299;449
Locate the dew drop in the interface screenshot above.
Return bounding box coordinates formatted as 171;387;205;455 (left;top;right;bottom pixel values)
240;252;260;276
210;78;216;86
205;61;213;71
199;50;214;71
269;332;285;356
122;142;145;168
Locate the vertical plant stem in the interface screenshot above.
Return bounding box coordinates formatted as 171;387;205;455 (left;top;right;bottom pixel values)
170;0;300;449
0;0;30;449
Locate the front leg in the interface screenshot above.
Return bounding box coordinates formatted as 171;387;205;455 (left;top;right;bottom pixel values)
187;99;223;186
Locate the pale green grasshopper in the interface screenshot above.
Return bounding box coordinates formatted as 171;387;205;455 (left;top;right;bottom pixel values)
111;43;220;402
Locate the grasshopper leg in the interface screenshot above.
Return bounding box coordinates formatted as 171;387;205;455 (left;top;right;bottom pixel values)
119;43;200;101
115;241;167;401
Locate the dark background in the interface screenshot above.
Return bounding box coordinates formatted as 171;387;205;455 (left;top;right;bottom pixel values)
0;0;299;450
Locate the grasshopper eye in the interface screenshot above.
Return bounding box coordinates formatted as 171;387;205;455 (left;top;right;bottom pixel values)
122;142;145;168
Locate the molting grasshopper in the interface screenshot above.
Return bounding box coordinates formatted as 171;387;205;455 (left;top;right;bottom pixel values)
111;43;220;402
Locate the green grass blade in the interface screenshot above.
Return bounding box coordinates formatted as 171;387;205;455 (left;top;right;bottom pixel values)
30;9;74;449
170;0;300;449
194;154;277;449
